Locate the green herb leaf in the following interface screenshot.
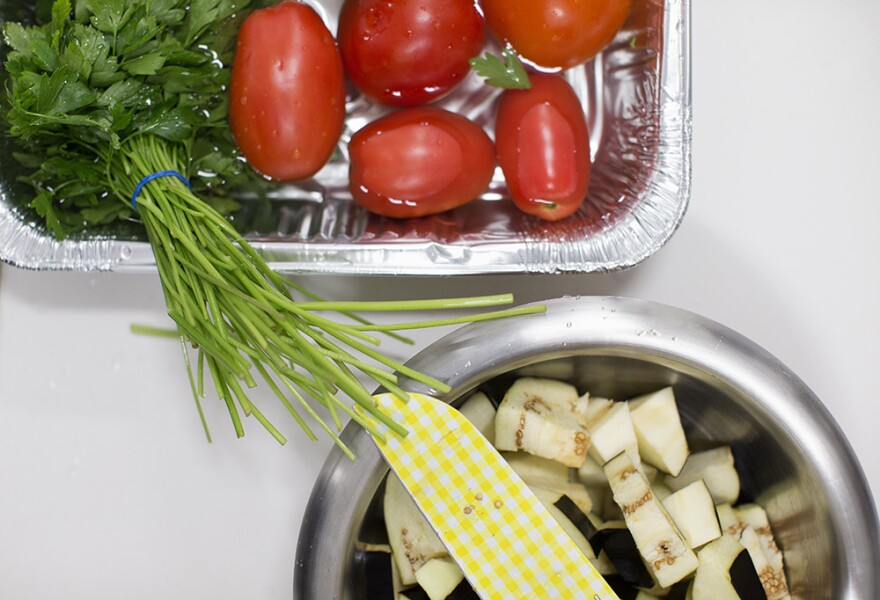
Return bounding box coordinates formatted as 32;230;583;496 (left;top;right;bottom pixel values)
85;0;133;35
122;51;166;75
50;0;72;50
469;47;531;90
3;22;34;56
185;0;239;46
1;0;543;454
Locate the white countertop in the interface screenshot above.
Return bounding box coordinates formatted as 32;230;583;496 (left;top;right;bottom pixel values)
1;1;879;598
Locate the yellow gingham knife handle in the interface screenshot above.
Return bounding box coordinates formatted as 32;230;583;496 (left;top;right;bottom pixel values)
363;393;620;600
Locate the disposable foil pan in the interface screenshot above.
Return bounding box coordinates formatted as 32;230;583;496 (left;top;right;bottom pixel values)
0;0;691;274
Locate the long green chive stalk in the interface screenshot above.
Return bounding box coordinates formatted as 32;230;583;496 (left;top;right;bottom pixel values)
2;0;546;457
112;135;543;456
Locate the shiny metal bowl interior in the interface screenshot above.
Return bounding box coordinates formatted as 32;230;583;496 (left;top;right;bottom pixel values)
295;296;879;599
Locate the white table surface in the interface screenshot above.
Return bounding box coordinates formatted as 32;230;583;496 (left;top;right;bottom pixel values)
2;1;879;598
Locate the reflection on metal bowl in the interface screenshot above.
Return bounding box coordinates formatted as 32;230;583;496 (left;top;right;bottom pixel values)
295;296;879;599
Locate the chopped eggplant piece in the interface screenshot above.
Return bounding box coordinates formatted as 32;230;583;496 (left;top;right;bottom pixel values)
585;396;615;422
554;494;601;541
384;474;449;586
666;446;740;505
542;501;595;561
587;401;641;467
662;480;722;548
457;391;497;445
502;452;593;513
716;503;743;538
605;452;698;587
354;544;397;600
628;387;690;476
414;557;464;600
739;526;788;600
399;588;431;600
502;451;571;482
529;484;595;527
639;463;660;484
728;549;769;600
589;525;655;588
734;504;788;599
651;481;674;502
693;535;767;600
399;581;479;600
530;482;593;514
494;378;591;467
445;581;479;600
603;574;643;600
577;456;607;485
664;578;694;600
534;492;615;574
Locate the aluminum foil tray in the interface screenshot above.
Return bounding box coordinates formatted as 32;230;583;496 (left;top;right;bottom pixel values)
0;0;691;275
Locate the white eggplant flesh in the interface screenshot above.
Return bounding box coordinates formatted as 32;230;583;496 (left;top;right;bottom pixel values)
734;504;788;600
414;557;464;600
693;534;767;600
457;391;496;445
577;455;607;485
604;452;698;588
501;451;570;483
715;503;742;538
530;481;593;514
628;387;690;476
665;446;740;504
585;396;615;422
692;536;745;600
587;401;641;467
651;481;674;502
740;526;788;600
384;475;449;586
639;463;660;484
541;501;596;561
500;451;594;511
494;378;591;467
662;480;722;549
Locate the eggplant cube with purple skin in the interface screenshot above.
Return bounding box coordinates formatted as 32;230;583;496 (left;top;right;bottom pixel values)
604;451;698;588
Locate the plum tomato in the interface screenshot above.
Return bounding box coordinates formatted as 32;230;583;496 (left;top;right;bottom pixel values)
480;0;632;70
337;0;486;107
348;108;495;218
495;73;591;221
229;1;346;181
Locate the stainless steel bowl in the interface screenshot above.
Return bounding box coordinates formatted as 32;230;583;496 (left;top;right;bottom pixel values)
294;296;879;599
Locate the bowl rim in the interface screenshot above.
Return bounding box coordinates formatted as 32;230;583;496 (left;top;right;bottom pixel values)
294;295;880;600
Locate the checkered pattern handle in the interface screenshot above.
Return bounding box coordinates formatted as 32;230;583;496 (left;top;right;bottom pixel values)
364;393;619;600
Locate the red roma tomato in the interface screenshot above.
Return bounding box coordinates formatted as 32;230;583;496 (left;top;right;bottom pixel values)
349;108;495;218
229;1;346;181
337;0;486;107
480;0;632;70
495;73;591;221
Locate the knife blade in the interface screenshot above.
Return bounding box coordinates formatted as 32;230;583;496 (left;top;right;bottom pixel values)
360;392;620;600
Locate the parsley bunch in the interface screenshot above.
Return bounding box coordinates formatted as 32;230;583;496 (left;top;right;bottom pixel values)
3;0;251;237
1;0;545;454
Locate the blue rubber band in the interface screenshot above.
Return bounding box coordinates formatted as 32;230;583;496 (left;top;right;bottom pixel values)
130;170;192;211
